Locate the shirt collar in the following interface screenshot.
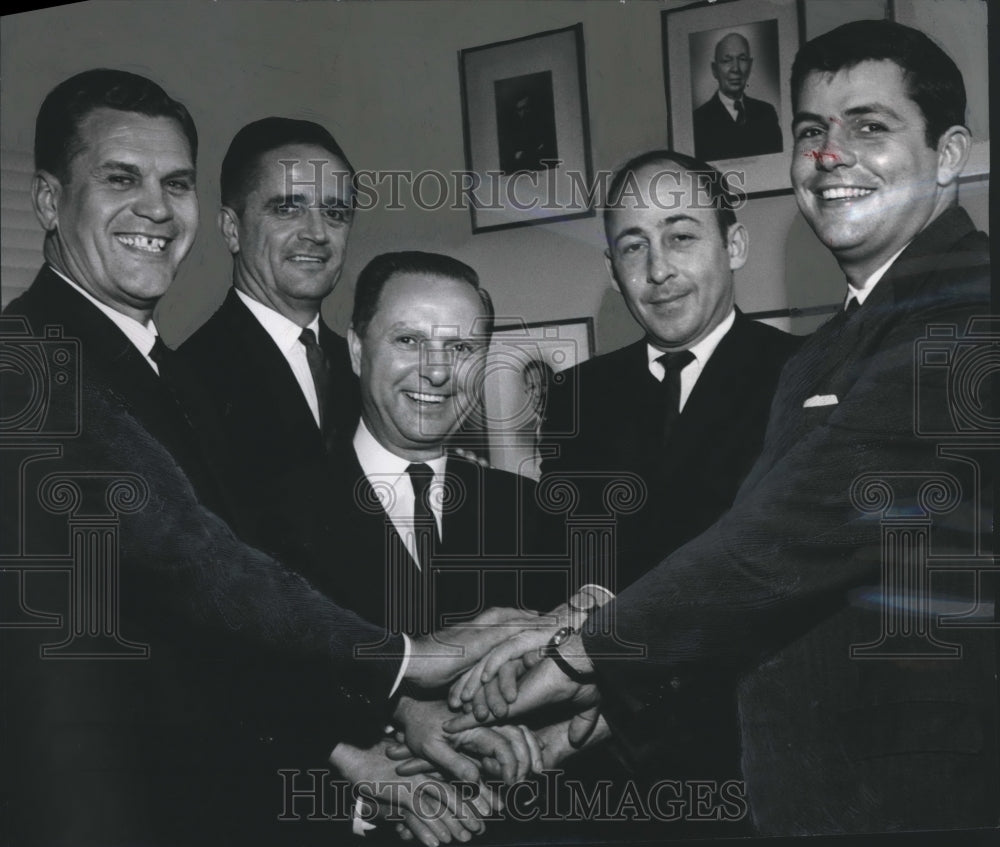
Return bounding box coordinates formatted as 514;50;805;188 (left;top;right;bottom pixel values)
235;288;320;352
48;264;159;358
848;243;910;307
352;419;448;479
646;307;735;371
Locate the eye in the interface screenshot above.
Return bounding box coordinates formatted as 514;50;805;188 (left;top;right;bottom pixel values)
672;233;696;245
857;121;889;135
274;201;302;218
452;341;479;355
323;206;351;224
164;178;193;194
794;125;824;142
107;174;135;188
617;241;647;257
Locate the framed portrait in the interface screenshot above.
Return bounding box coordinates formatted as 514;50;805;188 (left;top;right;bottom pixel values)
662;0;801;197
470;317;594;479
459;24;595;233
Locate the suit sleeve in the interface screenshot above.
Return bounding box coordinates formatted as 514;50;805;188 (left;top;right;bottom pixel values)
70;380;403;711
584;268;987;700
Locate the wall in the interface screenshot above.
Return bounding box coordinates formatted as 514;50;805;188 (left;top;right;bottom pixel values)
1;0;989;352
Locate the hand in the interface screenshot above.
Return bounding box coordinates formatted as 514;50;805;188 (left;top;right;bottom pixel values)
388;722;544;785
444;646;600;732
405;606;543;689
449;446;490;469
330;739;493;846
534;707;611;769
393;697;483;783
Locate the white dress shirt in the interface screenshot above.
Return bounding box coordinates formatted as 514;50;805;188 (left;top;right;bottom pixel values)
647;308;735;411
50;266;162;374
718;90;744;122
352;420;447;568
847;243;909;308
234;289;322;427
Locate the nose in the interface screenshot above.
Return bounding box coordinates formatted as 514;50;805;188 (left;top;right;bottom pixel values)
298;208;330;243
132;181;171;223
421;346;452;387
647;242;675;285
814;122;857;171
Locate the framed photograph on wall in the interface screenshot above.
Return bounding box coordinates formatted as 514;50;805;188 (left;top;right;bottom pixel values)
459;24;595;233
474;317;594;479
662;0;801;197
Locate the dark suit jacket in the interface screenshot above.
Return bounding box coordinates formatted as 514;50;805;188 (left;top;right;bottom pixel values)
176;288;359;553
542;311;800;588
272;441;563;637
585;207;998;835
1;268;401;846
693;92;782;161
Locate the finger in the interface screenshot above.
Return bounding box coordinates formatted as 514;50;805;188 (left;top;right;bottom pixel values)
491;725;530;782
385;743;416;760
400;809;447;847
459;655;492;702
468;727;518;784
395;758;437;776
396;821;415;842
448;667;478;710
497;658;522;703
516;724;545;774
480;630;551;681
568;705;601;746
483;677;510;720
423;739;481;783
443;709;488;732
470;683;493;723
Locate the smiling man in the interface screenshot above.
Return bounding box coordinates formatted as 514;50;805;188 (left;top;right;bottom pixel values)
177;117;361;553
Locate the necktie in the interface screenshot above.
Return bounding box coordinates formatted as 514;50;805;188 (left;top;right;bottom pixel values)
149;336;171;370
845;296;860;314
657;349;695;442
734;98;747;126
406;462;439;541
299;327;329;429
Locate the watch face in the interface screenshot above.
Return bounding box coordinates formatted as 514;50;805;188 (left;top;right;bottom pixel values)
552;625;573;646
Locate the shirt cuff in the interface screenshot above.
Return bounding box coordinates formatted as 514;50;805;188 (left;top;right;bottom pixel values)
389;633;411;698
576;584;615;608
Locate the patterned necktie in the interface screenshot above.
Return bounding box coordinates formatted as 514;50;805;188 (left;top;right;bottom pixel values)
734;98;747;126
299;327;329;429
657;349;695;442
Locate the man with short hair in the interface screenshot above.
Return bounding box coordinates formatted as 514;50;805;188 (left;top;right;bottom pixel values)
177;117;360;553
458;20;998;836
693;32;783;161
1;70;531;847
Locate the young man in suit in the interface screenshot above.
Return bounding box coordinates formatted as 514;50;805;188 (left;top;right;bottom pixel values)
693;32;783;161
176;117;360;554
455;20;997;837
538;149;797;832
1;70;534;847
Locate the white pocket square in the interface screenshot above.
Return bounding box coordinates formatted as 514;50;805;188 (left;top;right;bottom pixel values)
803;394;839;408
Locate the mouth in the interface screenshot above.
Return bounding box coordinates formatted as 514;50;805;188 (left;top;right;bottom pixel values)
404;391;449;406
115;234;170;253
817;186;875;201
288;254;330;264
647;291;689;308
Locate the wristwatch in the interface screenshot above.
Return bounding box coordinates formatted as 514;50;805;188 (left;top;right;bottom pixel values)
543;625;596;683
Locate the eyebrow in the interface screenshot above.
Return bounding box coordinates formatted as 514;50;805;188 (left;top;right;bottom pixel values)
263;192;350;207
613;214;700;245
793;103;905;125
95;161;196;182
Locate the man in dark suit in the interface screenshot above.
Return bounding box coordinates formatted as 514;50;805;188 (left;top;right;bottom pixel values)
456;20;998;837
177;117;360;554
0;70;534;847
537;149;797;832
693;32;782;161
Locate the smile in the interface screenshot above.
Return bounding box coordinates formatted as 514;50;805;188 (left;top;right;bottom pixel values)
116;234;168;252
288;255;328;263
819;187;874;201
405;391;448;405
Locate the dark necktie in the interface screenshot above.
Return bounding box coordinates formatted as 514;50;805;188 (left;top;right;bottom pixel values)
734;98;747;126
845;296;860;314
657;349;695;442
149;336;172;371
406;462;439;542
299;327;329;430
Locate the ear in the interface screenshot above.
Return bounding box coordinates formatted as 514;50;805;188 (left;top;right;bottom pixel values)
726;222;749;272
936;125;971;187
604;249;622;294
32;170;62;232
347;325;362;377
218;206;241;255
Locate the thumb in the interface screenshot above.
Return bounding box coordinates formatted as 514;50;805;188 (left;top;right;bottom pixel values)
568;706;600;747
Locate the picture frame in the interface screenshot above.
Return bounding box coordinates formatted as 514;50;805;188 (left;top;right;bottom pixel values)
469;317;594;478
662;0;801;198
458;24;595;233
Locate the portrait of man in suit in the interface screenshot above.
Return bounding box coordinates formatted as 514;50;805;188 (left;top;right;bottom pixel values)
692;29;783;161
177;117;361;555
